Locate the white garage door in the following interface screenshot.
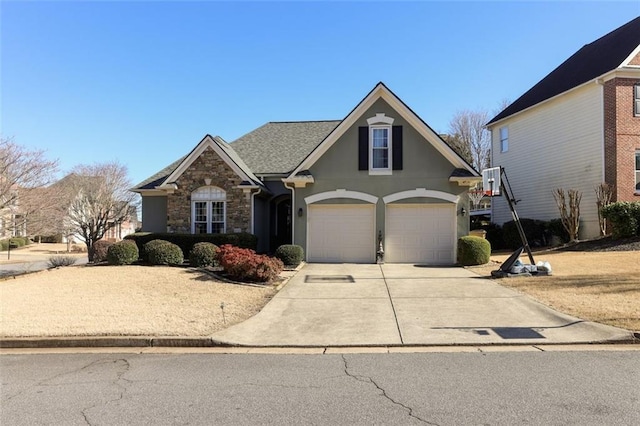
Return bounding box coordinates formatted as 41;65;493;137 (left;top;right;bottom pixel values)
385;204;455;264
307;204;375;263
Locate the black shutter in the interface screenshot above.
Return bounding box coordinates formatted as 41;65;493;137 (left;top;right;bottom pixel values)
358;126;368;170
392;125;403;170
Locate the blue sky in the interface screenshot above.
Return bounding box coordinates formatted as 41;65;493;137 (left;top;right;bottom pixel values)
2;1;639;187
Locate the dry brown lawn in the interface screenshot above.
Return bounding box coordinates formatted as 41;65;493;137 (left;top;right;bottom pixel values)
0;265;276;337
470;251;640;331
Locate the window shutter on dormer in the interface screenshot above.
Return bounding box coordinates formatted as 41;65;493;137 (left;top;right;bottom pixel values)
358;126;368;170
392;125;403;170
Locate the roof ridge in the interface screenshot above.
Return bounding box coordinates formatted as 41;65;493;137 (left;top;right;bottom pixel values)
267;120;341;124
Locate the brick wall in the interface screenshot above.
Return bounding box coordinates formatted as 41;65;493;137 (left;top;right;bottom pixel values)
166;147;251;233
603;77;640;202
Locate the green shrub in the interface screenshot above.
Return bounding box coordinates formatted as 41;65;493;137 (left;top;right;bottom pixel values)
275;244;304;267
33;234;63;243
92;240;114;263
546;218;570;244
218;244;283;283
48;255;78;268
457;236;491;266
481;223;504;250
145;239;184;265
503;218;548;249
107;240;139;265
601;202;640;238
125;232;253;259
189;242;219;267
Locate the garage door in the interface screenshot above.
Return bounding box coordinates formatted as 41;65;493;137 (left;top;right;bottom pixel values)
385;204;455;264
307;204;375;263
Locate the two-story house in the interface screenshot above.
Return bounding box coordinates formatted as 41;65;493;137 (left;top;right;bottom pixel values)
486;17;640;239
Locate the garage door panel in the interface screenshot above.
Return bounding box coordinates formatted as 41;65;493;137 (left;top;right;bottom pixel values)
385;204;455;264
308;205;375;263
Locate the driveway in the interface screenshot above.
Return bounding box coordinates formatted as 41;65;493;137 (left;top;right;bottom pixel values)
212;263;632;346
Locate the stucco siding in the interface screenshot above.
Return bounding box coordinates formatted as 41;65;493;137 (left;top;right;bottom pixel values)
141;195;167;232
294;98;469;255
490;83;604;238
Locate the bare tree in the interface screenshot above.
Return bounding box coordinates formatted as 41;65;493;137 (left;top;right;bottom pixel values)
553;188;582;242
0;137;60;237
62;162;138;261
448;109;491;172
595;183;614;236
440;133;473;166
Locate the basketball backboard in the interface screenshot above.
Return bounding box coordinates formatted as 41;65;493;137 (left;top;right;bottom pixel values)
482;167;502;196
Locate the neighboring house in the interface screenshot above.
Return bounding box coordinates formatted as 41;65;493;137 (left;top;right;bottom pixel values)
133;83;480;264
486;17;640;239
103;204;140;242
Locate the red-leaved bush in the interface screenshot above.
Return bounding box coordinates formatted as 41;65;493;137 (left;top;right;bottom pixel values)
217;244;284;283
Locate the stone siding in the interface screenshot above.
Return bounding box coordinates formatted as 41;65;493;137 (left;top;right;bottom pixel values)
166;147;252;233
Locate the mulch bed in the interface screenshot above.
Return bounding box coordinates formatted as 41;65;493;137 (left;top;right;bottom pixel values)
550;235;640;252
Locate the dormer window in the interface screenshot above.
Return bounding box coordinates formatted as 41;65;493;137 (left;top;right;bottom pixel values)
358;113;403;174
370;125;391;171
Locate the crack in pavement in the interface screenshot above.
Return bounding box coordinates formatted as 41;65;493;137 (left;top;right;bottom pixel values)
80;358;131;426
341;355;440;425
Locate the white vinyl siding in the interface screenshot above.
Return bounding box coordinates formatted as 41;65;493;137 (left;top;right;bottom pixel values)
490;84;604;239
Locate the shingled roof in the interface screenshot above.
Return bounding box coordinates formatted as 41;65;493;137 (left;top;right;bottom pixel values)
132;121;340;190
488;16;640;126
231;120;340;175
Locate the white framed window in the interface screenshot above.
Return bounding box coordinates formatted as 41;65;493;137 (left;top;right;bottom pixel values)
370;125;392;172
191;186;226;234
365;113;395;175
500;127;509;153
635;151;640;193
635;84;640;117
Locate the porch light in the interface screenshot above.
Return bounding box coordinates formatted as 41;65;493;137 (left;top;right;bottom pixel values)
459;207;467;217
298;207;304;217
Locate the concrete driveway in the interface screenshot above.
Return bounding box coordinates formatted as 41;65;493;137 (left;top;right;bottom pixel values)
211;263;632;346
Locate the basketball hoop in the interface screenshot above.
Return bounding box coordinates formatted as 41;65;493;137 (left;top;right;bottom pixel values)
468;188;485;209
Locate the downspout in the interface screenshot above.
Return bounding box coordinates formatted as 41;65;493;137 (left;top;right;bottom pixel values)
283;182;295;243
250;188;262;234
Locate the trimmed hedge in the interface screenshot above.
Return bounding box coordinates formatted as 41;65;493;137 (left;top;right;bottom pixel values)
218;244;283;283
92;240;114;263
275;244;304;267
457;236;491;266
144;239;184;265
33;234;63;243
0;237;31;250
189;242;219;267
125;232;257;259
107;240;139;265
601;201;640;238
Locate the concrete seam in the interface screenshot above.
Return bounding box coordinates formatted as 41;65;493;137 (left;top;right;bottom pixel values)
379;265;404;345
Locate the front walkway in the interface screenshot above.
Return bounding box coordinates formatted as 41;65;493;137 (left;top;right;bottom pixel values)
211;263;632;346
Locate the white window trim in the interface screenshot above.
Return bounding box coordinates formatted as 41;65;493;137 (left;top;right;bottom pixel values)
191;186;227;234
369;124;392;175
499;127;509;153
634;84;640;117
191;201;227;234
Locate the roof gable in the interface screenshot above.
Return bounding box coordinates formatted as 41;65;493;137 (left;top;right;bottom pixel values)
133;135;263;192
288;82;479;177
488;16;640;126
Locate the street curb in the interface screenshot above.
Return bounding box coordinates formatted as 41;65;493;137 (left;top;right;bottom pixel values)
0;336;219;349
1;335;637;349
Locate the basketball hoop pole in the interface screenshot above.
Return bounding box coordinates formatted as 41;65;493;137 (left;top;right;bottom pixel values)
498;167;535;265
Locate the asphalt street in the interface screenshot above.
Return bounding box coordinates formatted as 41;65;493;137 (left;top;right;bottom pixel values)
2;349;639;425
